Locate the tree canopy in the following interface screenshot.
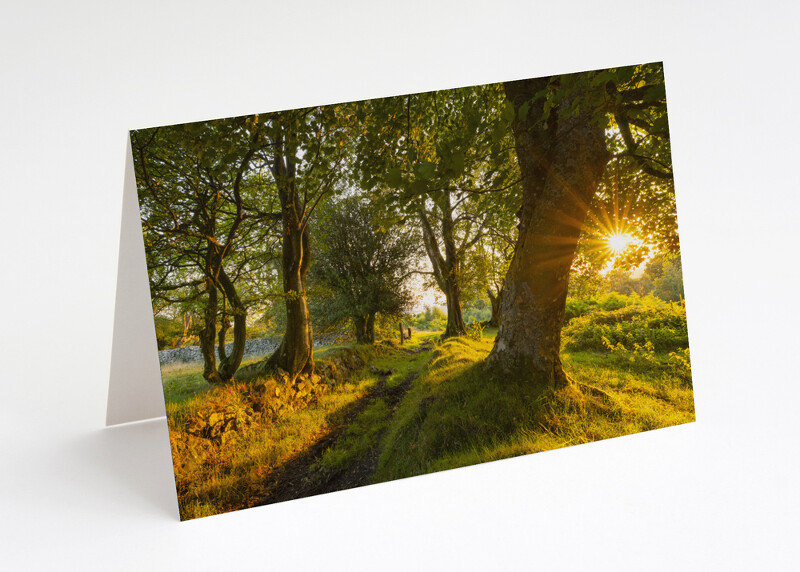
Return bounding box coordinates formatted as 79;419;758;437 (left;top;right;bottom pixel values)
311;196;418;343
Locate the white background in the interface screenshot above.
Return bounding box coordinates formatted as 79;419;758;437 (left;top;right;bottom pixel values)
2;1;798;569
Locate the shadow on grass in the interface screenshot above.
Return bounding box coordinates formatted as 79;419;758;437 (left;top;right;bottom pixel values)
372;356;553;483
251;358;424;508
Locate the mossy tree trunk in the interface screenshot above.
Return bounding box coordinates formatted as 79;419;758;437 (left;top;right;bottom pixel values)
265;138;315;378
199;274;222;385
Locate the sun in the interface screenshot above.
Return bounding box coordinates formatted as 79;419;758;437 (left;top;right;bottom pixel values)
606;231;636;254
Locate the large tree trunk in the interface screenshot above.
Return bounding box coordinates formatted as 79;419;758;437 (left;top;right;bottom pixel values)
265;147;314;378
266;215;314;377
487;78;609;390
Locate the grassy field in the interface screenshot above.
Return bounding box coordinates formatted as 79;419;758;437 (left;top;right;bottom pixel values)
161;328;694;520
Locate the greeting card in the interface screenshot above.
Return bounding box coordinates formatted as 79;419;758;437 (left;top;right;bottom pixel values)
109;62;694;520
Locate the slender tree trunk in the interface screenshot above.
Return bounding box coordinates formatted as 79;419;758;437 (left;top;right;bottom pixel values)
443;276;467;337
354;315;368;344
199;276;222;384
366;313;376;344
217;268;247;381
487;287;504;328
440;193;467;338
179;313;193;346
487;78;609;390
419;203;467;339
217;293;230;362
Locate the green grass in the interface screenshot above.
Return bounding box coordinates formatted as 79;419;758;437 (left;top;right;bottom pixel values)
160;353;271;406
314;398;390;470
372;337;695;482
162;324;694;520
159;331;438;406
159;363;210;405
313;339;436;473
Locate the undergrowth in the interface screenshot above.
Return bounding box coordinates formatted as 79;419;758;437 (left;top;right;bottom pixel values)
165;344;387;519
163;335;437;520
563;299;688;353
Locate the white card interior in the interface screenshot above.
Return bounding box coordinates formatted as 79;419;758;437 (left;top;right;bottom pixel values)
106;137;166;426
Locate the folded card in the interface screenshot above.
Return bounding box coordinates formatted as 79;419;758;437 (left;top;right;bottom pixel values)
109;61;694;520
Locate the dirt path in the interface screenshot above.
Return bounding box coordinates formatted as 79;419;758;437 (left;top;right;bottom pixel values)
252;343;432;507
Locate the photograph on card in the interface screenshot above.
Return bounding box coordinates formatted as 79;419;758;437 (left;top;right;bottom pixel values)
132;61;694;520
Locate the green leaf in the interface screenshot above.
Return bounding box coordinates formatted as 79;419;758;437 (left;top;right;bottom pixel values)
591;70;616;87
491;123;508;143
643;84;666;102
502;100;516;123
385;167;403;187
417;162;436;180
617;65;636;86
518;101;530;123
440;148;466;177
652;114;669;134
449;150;465;175
410;179;429;195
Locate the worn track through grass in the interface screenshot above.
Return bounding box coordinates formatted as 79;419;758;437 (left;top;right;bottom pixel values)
252;342;432;507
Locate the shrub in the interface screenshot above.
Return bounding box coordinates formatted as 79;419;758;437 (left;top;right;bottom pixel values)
596;291;629;311
563;301;688;353
564;291;663;323
412;305;447;331
565;298;598;322
466;318;486;341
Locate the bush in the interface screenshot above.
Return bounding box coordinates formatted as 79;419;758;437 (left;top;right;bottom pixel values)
563;301;688;353
411;306;447;331
654;258;685;302
564;291;663;323
466;318;485;341
564;298;598;322
596;291;630;311
154;314;197;350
